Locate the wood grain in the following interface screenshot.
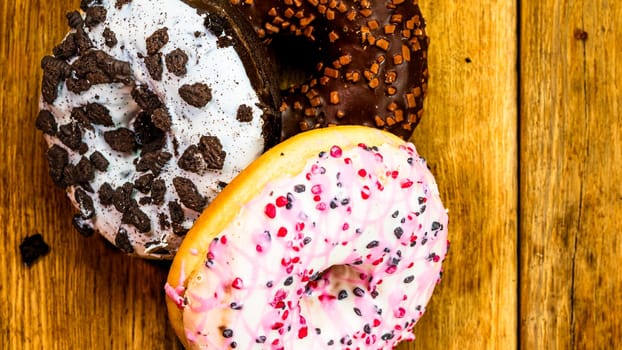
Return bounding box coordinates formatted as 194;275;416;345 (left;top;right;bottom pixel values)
520;0;622;349
2;0;620;349
409;1;518;349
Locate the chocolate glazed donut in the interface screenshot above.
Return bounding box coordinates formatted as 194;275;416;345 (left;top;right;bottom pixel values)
218;0;429;140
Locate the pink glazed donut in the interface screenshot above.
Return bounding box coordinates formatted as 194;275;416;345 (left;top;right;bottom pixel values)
166;126;448;349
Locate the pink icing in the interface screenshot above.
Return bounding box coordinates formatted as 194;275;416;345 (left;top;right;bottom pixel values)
170;142;448;349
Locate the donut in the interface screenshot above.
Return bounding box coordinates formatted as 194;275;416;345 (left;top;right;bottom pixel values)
166;126;448;349
36;0;281;259
202;0;431;139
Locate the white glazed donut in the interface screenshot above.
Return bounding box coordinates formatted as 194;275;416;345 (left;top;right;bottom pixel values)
166;126;448;349
37;0;279;258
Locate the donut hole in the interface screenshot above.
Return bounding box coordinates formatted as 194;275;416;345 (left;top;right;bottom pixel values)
269;35;327;90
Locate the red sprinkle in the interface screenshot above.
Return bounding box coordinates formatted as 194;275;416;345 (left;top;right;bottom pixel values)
311;184;322;194
276;196;288;207
232;277;243;289
256;244;263;253
358;169;367;177
220;235;227;244
298;326;308;339
272;322;284;330
344;157;352;164
265;203;276;218
373;319;381;327
277;227;288;237
361;186;371;200
394;307;406;318
342;223;350;231
296;222;305;231
316;202;327;211
400;179;414;188
330;145;342;158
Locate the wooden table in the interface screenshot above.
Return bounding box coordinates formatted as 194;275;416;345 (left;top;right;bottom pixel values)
1;1;620;348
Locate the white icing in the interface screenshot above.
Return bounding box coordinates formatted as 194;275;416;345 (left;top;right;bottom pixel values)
41;0;267;258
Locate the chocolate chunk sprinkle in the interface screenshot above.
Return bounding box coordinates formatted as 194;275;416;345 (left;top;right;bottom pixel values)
104;128;136;153
115;0;131;9
85;6;107;28
72;214;95;237
36;110;58;135
89;151;109;171
134;174;154;193
122;204;151;232
144;53;163;81
103;27;118;47
151;107;171;131
115;227;134;254
19;233;50;266
66;78;91;94
85;102;114;126
66;11;84;28
168;201;184;224
173;177;206;212
236;104;253;122
136;151;172;176
58;122;83;151
46;145;69;187
178;145;204;174
338;290;348;300
150;179;166;205
353;287;365;297
112;182;134;213
222;329;234;338
198;135;226;169
165;48;188;76
179;83;212;108
146;27;169;55
99;182;114;206
74;156;95;183
75;188;95;218
131;85;163;113
133;112;165;152
53;33;78;59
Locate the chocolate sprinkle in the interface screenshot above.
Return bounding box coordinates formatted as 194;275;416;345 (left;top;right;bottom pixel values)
19;233;50;266
89;151;109;171
236;104;253;122
179;83;212;108
35;110;58;136
72;214;95;237
104;128;136;153
173;177;206;212
146;27;169;55
165;48;188;76
115;227;134;254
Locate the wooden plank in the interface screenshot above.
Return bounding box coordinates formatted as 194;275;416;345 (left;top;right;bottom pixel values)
520;0;622;348
408;1;518;349
0;0;519;349
0;1;183;348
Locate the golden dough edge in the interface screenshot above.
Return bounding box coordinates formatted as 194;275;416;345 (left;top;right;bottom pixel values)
166;125;405;346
